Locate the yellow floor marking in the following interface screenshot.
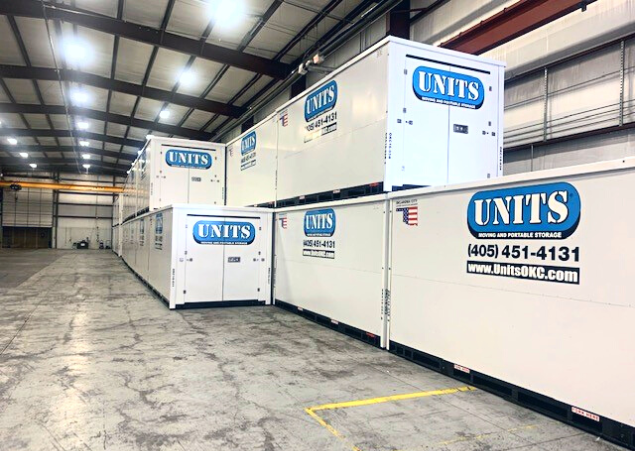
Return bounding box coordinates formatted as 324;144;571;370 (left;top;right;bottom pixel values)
304;386;476;451
305;408;364;451
308;386;476;412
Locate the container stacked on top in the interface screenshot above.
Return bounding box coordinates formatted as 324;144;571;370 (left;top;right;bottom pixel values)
225;36;505;207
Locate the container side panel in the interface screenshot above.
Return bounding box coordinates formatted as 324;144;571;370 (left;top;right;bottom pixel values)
276;47;389;201
226;117;278;207
275;201;386;336
389;168;635;427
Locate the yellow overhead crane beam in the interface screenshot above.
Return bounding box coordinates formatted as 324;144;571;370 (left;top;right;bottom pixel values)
0;180;122;194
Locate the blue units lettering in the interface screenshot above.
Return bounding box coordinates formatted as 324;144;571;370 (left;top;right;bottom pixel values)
304;208;336;237
165;149;212;169
241;131;257;155
305;81;338;122
193;221;256;245
413;66;484;109
467;182;581;239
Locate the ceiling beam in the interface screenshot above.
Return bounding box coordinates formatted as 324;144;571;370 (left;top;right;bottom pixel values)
440;0;596;55
0;128;145;148
0;103;212;140
0;0;290;79
0;145;135;161
0;64;245;118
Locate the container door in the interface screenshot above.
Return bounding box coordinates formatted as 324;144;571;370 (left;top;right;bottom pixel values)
183;214;224;304
447;60;500;184
222;218;262;302
403;56;450;187
157;144;192;208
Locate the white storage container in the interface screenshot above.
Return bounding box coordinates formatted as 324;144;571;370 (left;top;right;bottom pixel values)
226;114;278;207
273;36;505;203
274;195;390;346
126;204;273;309
112;225;120;256
122;137;225;219
387;158;635;431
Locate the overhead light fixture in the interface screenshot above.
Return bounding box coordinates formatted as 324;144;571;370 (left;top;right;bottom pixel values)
19;152;28;158
79;140;89;147
62;38;93;65
7;137;17;145
29;163;37;169
159;109;170;119
77;121;89;130
82;154;90;160
71;89;90;105
209;0;245;29
83;164;91;169
178;69;196;86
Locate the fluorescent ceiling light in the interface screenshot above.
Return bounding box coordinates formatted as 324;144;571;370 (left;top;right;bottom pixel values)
77;121;89;130
7;137;17;145
179;69;196;86
62;38;92;65
19;152;28;158
82;154;90;159
159;110;170;119
71;89;90;105
209;0;245;29
83;164;91;169
29;163;37;169
79;140;89;147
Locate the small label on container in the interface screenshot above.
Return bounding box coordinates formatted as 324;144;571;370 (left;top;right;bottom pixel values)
454;364;471;374
572;407;600;422
228;257;241;263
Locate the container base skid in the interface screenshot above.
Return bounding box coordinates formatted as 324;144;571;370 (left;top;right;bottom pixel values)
275;299;381;347
276;182;386;208
389;341;635;450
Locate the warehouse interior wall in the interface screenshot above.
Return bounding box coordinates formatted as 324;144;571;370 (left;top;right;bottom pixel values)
0;172;123;250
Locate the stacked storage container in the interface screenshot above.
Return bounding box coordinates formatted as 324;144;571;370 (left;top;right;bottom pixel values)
122;137;225;220
226;36;505;207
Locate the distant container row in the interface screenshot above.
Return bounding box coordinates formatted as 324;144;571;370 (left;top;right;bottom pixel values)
116;36;505;221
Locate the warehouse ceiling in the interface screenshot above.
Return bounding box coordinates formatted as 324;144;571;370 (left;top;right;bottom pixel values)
0;0;383;177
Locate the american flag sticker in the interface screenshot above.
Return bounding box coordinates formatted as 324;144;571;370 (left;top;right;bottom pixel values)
279;109;289;127
279;217;288;229
396;205;418;226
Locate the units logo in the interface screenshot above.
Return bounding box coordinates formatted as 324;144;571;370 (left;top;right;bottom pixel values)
165;149;212;169
241;131;257;155
305;80;338;122
467;182;581;239
193;220;256;245
304;208;336;237
413;66;484;109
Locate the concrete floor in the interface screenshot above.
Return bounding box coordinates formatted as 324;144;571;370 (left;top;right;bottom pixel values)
0;250;624;451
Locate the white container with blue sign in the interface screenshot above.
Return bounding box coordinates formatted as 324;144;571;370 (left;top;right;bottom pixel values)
274;194;390;347
386;158;635;433
121;204;273;309
226;114;278;207
274;36;505;203
122;137;225;220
